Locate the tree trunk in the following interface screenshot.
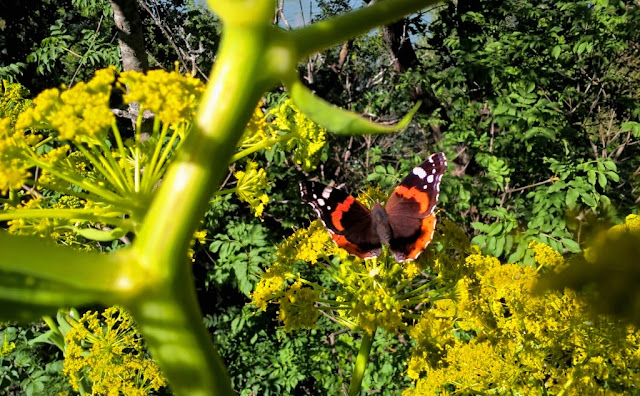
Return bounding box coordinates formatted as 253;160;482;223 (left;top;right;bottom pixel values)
109;0;149;72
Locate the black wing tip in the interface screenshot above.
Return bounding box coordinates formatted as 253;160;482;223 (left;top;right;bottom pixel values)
428;151;447;164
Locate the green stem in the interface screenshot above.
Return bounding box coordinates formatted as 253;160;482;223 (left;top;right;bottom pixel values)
398;280;434;300
214;187;237;196
29;158;125;205
75;144;127;195
0;231;129;293
96;139;131;193
143;120;169;191
133;24;277;396
230;131;296;162
0;208;132;227
348;327;377;396
148;123;183;187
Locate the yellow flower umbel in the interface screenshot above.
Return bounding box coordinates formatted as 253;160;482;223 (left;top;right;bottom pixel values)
233;160;271;217
17;67;115;143
118;67;204;126
231;98;327;172
1;68;205;243
63;306;166;395
238;104;275;149
405;237;640;395
272;99;327;171
0;332;16;357
0;80;33;124
278;280;321;330
0;117;33;192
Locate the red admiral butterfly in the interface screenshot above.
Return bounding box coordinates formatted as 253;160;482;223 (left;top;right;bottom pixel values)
300;152;446;262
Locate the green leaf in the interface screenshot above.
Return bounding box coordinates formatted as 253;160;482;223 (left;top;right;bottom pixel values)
561;238;581;253
494;236;506;257
487;222;504;236
287;78;421;135
508;242;526;263
566;188;579;209
487;236;497;253
471;222;490;232
621;121;640;137
580;192;597;207
603;160;617;171
587;169;596;186
551;45;561;59
607;171;619;182
471;235;487;248
504;235;514;255
597;172;607;189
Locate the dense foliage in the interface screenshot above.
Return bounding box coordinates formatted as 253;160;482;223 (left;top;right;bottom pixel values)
1;0;640;395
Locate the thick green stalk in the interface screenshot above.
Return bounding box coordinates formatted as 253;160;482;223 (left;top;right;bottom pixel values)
348;328;377;396
0;232;129;293
130;25;276;396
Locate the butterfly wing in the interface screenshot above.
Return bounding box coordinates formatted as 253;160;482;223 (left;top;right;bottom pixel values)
300;181;381;259
385;152;447;262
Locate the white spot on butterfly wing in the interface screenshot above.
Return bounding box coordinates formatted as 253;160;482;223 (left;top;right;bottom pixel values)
322;187;332;199
318;198;326;206
412;167;427;179
426;174;434;183
313;194;318;199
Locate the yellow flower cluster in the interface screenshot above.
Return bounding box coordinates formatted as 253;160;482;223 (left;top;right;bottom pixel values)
118;68;204;125
293;220;336;263
0;80;33;124
278;281;321;330
350;283;405;335
252;221;337;314
411;341;512;394
234;160;271;217
16;68;115;143
529;240;564;269
63;306;166;395
0;332;15;357
0;68;205;242
238;105;275;149
272;99;327;171
252;264;288;311
7;198;68;239
405;239;640;395
0;117;40;192
292;220;351;262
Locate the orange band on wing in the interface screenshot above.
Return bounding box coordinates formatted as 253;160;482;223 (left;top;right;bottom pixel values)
405;214;437;260
331;195;355;232
392;186;432;213
331;234;378;259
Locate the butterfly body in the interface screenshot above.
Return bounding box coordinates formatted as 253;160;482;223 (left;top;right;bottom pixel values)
370;203;393;245
300;152;447;262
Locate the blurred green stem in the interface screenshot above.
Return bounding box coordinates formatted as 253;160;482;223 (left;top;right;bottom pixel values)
348;327;377;396
130;24;276;396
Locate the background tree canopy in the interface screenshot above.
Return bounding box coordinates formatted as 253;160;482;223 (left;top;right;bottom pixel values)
1;0;639;394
